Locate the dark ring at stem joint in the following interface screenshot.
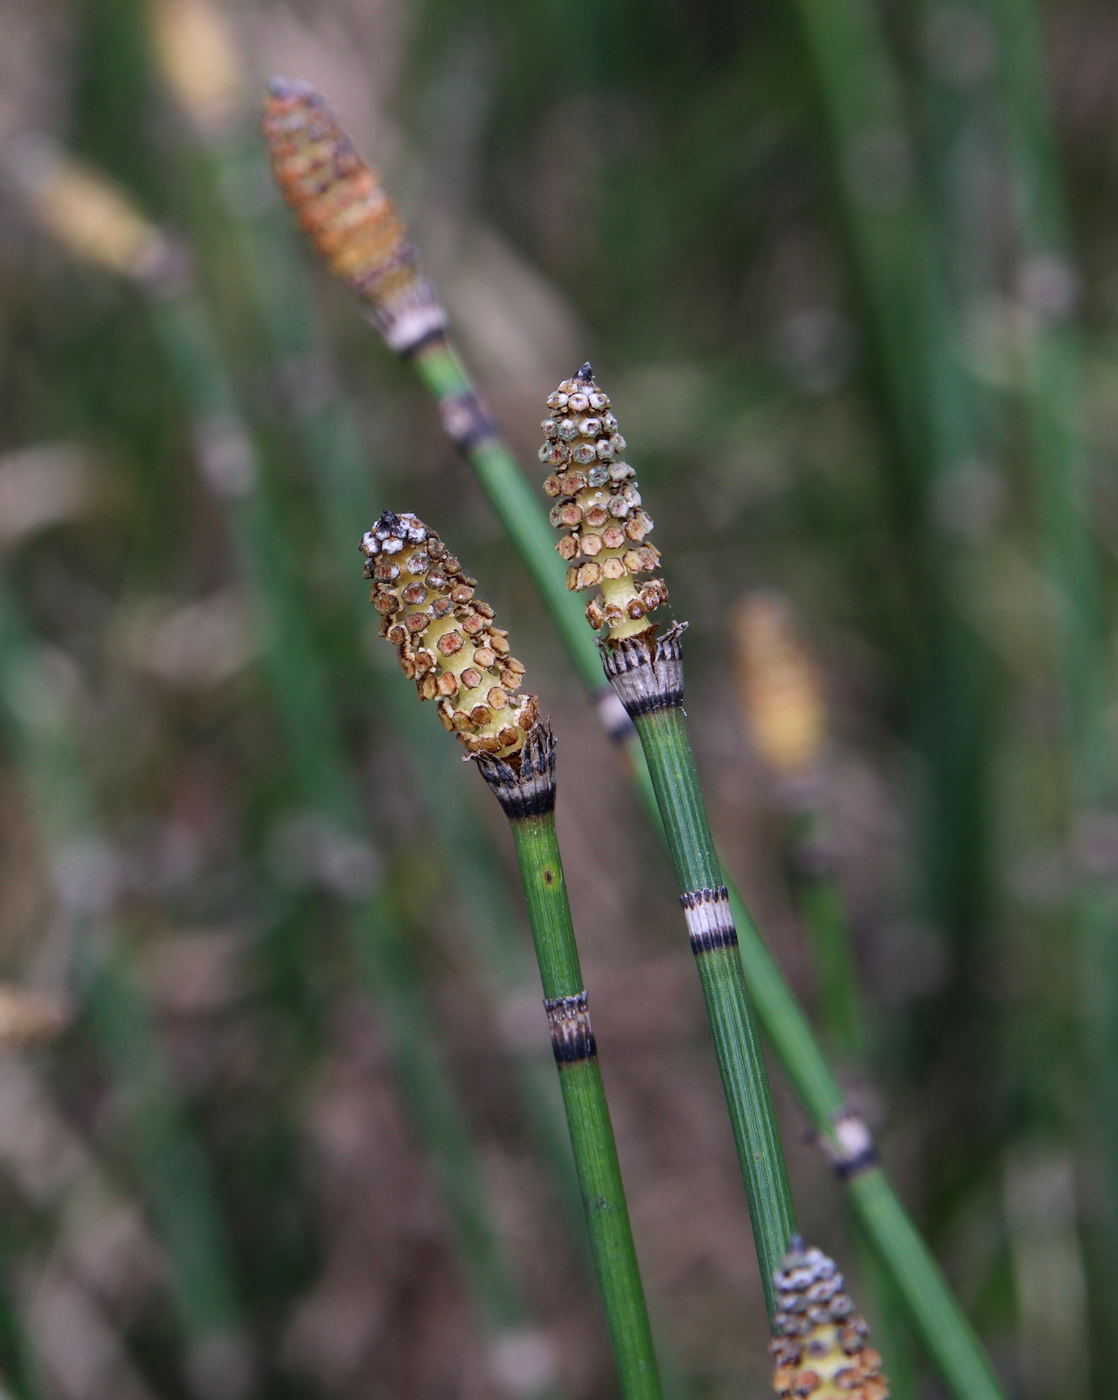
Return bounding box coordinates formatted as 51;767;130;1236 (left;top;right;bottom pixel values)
437;388;500;454
395;324;450;361
474;723;557;819
544;991;597;1063
821;1109;879;1181
593;687;637;744
680;885;738;954
599;621;688;718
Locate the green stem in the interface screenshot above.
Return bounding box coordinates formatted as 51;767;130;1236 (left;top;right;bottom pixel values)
981;0;1118;1365
507;802;662;1400
799;873;866;1067
847;1169;998;1400
726;874;1004;1398
81;943;245;1348
0;1247;39;1400
784;811;916;1387
793;0;999;991
787;811;866;1069
632;703;796;1317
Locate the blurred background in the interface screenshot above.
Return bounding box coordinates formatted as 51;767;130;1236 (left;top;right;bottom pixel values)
0;0;1115;1396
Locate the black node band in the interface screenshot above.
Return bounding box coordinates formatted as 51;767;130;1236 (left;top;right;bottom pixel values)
475;723;556;819
438;389;500;455
600;621;687;718
821;1110;880;1182
545;991;597;1064
680;885;738;955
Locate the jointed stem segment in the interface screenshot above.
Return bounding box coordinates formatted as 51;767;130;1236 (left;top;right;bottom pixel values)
612;655;797;1319
483;733;663;1400
407;281;1003;1400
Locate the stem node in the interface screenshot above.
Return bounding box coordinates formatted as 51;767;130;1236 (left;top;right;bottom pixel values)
599;621;688;717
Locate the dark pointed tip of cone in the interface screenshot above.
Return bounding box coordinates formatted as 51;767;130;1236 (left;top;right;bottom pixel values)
575;362;594;381
379;509;400;528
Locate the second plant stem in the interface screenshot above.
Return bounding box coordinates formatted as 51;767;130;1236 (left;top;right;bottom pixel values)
632;703;796;1318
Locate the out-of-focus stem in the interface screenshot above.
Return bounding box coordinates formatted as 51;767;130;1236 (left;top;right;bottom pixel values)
0;577;249;1393
5;136;567;1388
788;0;998;977
980;0;1118;1370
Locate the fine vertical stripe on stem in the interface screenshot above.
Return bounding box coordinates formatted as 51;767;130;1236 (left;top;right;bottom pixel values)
604;631;797;1317
506;774;662;1400
538;368;797;1309
544;362;999;1395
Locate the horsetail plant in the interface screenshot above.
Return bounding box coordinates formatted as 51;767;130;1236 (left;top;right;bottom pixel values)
262;79;1006;1400
541;365;798;1314
362;509;663;1400
542;369;1005;1394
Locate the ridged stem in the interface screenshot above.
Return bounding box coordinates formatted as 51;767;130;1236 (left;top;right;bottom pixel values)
503;791;662;1400
724;879;1003;1398
629;701;796;1317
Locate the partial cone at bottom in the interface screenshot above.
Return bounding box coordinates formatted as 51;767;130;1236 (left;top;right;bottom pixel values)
771;1237;888;1398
